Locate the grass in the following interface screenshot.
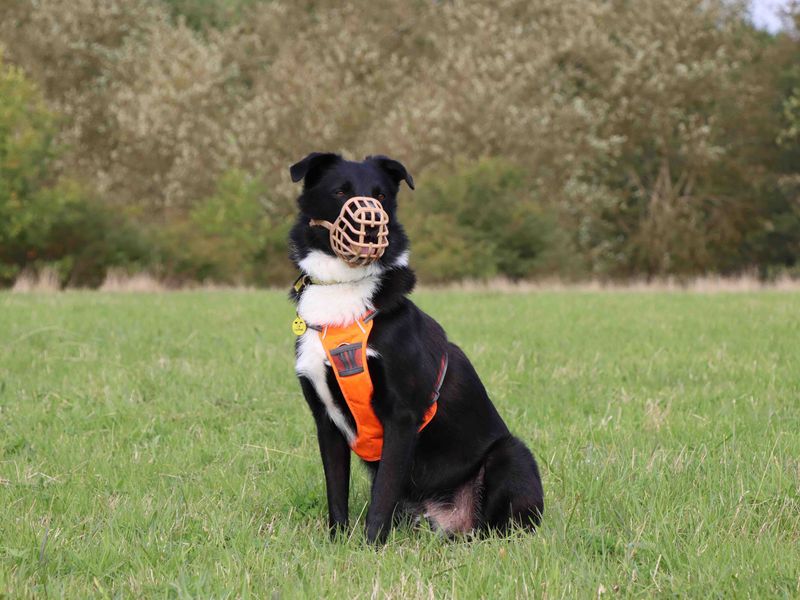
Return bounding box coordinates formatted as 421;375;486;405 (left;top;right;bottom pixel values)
1;289;799;598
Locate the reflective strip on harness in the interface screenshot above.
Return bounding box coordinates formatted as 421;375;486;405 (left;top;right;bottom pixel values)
431;353;448;403
318;312;444;462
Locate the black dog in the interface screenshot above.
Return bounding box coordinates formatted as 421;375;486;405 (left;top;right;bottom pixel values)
289;152;543;544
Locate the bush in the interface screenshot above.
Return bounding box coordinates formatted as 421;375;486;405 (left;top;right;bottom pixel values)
2;177;158;288
405;159;581;282
157;169;294;285
22;182;157;287
0;50;155;287
0;47;53;283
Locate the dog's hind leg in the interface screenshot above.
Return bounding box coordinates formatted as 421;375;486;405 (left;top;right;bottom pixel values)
479;435;544;534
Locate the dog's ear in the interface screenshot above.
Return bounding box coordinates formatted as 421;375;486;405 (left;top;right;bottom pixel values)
366;155;414;190
289;152;342;188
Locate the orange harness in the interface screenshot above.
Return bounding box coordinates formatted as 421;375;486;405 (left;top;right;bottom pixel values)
318;311;446;462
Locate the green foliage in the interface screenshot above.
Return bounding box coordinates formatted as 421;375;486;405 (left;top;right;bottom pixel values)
741;16;800;276
160;170;293;285
780;89;800;144
0;49;53;198
162;0;263;30
6;180;156;286
407;159;579;281
1;290;799;596
0;1;799;285
0;48;54;282
0;50;155;286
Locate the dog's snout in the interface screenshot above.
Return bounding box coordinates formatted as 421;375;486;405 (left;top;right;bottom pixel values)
364;225;379;244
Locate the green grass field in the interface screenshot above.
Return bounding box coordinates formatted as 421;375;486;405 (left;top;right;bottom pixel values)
1;290;799;598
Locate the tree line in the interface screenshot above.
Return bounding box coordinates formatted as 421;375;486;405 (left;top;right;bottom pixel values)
1;0;799;287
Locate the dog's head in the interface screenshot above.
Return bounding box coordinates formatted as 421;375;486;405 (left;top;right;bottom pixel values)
288;153;414;276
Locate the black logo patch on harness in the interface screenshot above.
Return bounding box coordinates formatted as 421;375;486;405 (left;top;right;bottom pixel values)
329;343;365;377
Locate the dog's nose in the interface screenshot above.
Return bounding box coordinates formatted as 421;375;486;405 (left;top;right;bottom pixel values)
363;225;380;244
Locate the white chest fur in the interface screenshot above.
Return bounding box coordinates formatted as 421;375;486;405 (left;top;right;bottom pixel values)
294;250;386;441
296;279;377;327
295;331;357;443
295;250;382;326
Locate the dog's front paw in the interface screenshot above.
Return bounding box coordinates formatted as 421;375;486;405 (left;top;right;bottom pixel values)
365;520;389;545
328;519;349;540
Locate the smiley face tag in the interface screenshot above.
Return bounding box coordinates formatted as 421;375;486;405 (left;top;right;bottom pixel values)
291;316;307;336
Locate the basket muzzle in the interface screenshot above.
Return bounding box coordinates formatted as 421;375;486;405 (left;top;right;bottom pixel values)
309;196;389;267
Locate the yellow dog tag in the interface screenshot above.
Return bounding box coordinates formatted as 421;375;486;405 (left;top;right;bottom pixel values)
292;316;307;336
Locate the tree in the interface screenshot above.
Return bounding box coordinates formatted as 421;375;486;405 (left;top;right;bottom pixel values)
0;48;56;283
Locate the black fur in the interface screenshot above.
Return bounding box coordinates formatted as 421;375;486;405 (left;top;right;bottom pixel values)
289;153;543;544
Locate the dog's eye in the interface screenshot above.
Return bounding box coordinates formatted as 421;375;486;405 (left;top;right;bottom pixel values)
377;193;385;201
335;190;346;198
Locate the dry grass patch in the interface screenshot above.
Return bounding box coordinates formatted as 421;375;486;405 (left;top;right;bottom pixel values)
424;275;800;293
99;270;167;292
11;268;61;292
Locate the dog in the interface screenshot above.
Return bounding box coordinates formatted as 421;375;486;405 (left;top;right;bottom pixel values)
288;152;543;544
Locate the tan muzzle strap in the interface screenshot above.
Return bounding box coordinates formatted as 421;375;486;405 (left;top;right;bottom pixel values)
310;196;389;267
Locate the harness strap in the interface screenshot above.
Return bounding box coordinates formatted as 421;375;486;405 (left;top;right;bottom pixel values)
319;313;381;460
431;353;449;403
317;311;447;462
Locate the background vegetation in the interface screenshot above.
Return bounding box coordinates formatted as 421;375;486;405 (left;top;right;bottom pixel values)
1;0;799;286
